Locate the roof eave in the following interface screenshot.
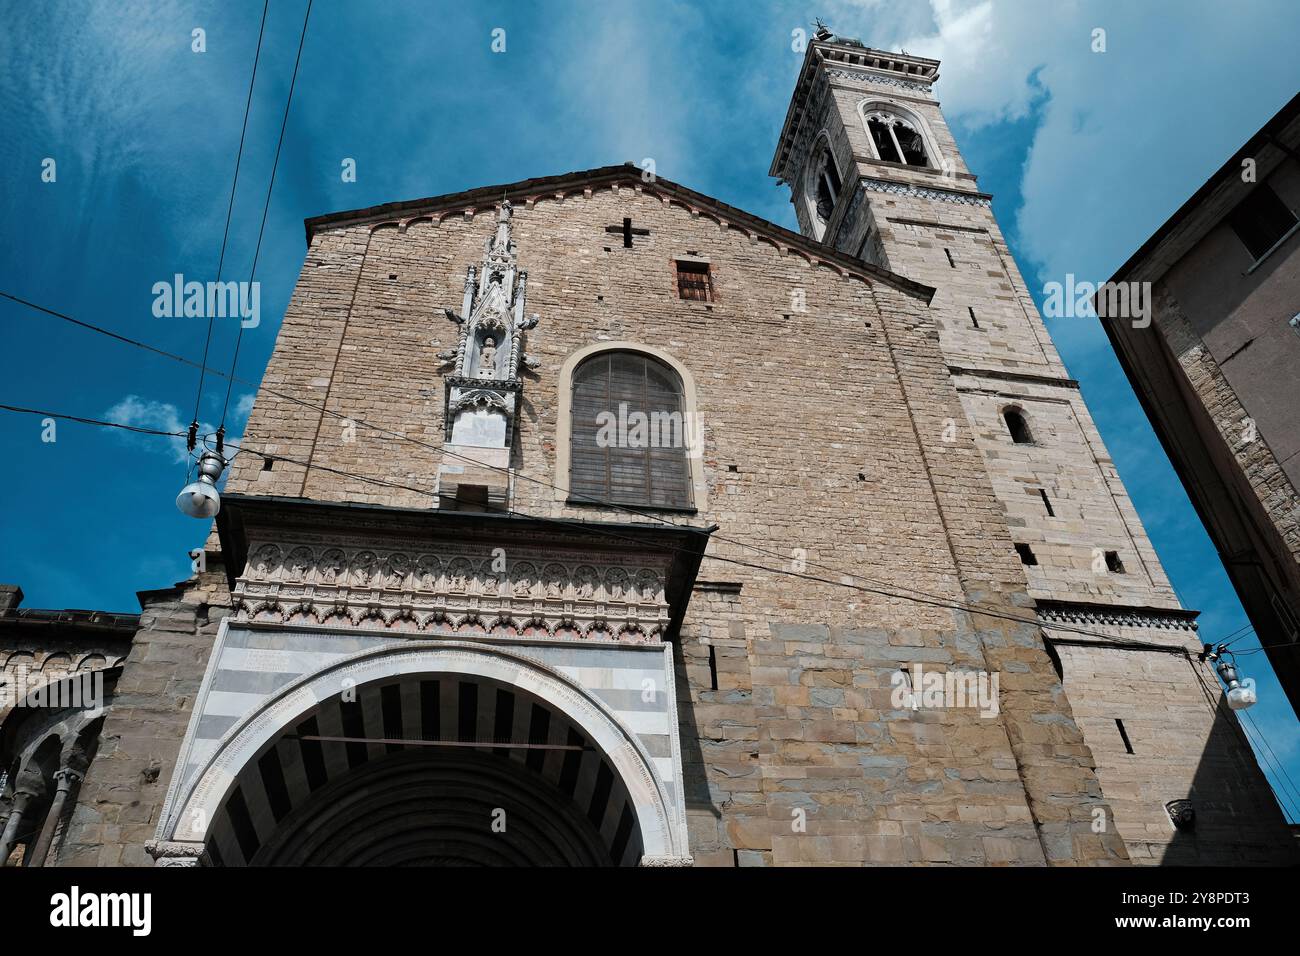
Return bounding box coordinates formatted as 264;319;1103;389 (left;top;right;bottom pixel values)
1105;91;1300;289
300;164;935;303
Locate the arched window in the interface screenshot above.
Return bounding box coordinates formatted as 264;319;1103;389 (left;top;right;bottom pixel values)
866;112;930;168
570;352;693;509
1003;407;1034;444
804;140;843;234
813;145;842;221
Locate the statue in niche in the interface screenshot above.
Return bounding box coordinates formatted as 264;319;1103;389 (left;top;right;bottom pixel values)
574;566;598;600
285;548;314;582
351;551;378;586
476;337;498;379
253;544;281;577
319;549;346;583
416;555;441;589
605;568;629;601
542;563;567;598
447;558;473;592
385;553;411;587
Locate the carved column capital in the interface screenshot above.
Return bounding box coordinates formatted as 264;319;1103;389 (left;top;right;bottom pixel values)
53;768;84;792
638;855;695;867
145;840;211;867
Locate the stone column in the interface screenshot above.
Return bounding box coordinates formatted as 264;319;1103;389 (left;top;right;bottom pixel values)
0;789;38;865
27;768;82;867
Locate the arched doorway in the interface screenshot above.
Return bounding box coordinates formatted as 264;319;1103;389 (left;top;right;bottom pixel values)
165;642;685;866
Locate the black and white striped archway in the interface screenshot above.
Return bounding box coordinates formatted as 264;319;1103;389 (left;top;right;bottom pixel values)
168;642;685;866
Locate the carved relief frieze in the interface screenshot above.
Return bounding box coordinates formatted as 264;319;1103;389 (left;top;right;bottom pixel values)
231;535;672;643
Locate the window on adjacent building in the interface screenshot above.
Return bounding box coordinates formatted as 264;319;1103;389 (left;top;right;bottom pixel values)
569;351;693;509
1015;543;1038;566
867;113;930;168
675;260;714;302
1003;407;1033;444
1228;184;1297;260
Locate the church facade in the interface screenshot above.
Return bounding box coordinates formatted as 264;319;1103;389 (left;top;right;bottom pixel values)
2;34;1294;866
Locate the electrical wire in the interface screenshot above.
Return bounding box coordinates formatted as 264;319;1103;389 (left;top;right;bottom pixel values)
0;272;1250;651
1242;709;1300;810
0;403;186;438
219;0;313;429
1;285;1046;624
14;399;1299;820
0;397;1253;652
193;0;271;427
1187;655;1300;822
0;287;1274;658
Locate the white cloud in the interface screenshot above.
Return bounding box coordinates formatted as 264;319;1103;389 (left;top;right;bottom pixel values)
105;395;239;467
828;0;1300;364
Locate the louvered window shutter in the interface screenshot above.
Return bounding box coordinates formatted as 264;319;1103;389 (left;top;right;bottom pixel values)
570;352;692;509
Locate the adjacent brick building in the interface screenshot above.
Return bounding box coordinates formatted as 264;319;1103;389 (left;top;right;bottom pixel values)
2;35;1293;867
1102;92;1300;720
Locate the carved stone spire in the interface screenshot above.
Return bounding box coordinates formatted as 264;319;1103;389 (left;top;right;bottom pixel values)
436;202;542;509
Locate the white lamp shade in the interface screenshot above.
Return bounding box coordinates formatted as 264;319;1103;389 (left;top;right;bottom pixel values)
176;480;221;518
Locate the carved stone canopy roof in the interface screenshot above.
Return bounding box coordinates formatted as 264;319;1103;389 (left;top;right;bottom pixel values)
215;493;714;642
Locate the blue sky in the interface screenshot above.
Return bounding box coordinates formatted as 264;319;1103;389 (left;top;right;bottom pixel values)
1;1;1297;818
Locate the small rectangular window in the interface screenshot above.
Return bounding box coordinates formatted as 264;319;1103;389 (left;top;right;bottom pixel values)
1105;550;1125;574
1270;590;1299;642
944;248;956;268
1015;543;1038;566
675;260;714;302
968;306;979;329
1229;184;1297;260
1039;488;1055;517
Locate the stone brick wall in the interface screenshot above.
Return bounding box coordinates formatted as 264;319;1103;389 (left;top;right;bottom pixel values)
772;41;1295;864
216;184;1132;865
1054;635;1292;864
53;563;231;866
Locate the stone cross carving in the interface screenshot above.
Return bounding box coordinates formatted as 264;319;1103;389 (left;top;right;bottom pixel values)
605;216;650;248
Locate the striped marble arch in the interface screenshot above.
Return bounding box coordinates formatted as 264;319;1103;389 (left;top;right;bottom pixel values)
156;637;690;866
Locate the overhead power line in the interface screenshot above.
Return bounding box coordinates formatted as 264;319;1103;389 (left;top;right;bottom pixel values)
219;0;314;430
11;399;1300;818
0;398;1245;652
0;286;1239;653
2;285;1019;621
193;0;271;427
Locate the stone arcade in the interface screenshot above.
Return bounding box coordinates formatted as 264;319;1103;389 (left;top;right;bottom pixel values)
2;33;1295;867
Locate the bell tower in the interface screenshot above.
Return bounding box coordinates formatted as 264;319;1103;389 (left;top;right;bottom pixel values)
766;28;1300;864
772;28;1184;619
